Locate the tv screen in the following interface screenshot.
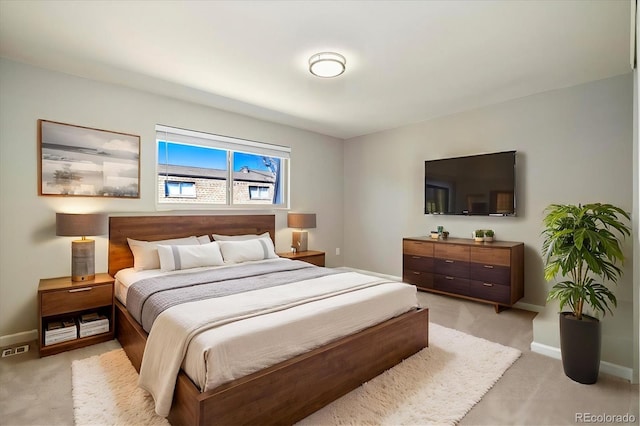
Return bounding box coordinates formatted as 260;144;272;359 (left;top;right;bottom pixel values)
425;151;516;216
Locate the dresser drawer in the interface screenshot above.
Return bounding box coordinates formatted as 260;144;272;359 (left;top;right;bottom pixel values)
470;247;511;267
434;258;469;279
403;270;434;289
434;275;470;296
403;255;434;272
469;280;510;304
435;244;469;262
41;283;113;316
403;240;434;257
469;263;511;286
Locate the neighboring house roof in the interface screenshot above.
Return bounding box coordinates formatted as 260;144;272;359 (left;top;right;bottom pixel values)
158;164;275;183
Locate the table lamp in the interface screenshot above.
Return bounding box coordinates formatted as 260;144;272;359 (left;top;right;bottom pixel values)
287;213;316;252
56;213;108;281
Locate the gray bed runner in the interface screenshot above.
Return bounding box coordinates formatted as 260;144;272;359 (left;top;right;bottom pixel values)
127;259;341;332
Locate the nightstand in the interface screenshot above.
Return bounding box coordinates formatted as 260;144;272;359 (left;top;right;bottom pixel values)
38;273;115;357
278;250;325;267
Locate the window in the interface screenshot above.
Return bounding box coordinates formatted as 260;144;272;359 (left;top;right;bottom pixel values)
249;185;271;200
156;125;290;209
165;181;196;198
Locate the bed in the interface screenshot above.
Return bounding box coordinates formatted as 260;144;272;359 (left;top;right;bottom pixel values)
109;214;429;426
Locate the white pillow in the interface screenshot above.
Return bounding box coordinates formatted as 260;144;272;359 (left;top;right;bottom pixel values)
212;232;271;241
157;242;224;272
218;238;278;264
197;235;211;244
127;236;200;271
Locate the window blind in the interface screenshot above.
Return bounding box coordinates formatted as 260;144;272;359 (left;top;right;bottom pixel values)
155;125;291;159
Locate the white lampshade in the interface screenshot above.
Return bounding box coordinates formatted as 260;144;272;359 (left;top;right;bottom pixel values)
309;52;346;78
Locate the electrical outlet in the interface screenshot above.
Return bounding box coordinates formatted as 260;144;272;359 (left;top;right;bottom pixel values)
15;344;29;355
336;248;341;256
1;344;29;358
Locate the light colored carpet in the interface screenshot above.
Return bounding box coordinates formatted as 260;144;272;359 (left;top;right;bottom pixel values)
72;323;520;426
72;347;169;426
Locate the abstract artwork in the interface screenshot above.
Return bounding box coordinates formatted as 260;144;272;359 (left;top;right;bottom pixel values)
38;120;140;198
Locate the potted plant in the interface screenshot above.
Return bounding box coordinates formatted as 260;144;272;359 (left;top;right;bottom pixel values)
542;203;630;384
474;229;485;242
484;229;495;242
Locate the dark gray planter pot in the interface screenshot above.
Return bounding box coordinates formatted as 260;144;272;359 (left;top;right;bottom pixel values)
559;312;601;384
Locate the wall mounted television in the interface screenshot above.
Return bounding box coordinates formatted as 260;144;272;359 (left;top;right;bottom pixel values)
425;150;516;216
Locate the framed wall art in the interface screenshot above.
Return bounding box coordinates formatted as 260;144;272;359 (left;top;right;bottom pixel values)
38;120;140;198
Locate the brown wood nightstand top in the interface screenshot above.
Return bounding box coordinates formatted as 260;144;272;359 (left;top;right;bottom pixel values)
278;250;325;267
38;273;114;292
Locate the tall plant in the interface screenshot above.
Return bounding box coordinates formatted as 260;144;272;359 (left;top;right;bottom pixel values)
542;203;630;320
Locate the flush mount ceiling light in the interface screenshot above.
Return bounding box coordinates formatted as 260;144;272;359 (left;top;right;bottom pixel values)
309;52;346;78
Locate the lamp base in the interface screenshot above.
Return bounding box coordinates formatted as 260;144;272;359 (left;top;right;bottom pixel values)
292;231;308;252
71;239;95;282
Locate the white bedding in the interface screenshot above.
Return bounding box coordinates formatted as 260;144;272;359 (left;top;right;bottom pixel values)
184;279;416;391
118;263;418;417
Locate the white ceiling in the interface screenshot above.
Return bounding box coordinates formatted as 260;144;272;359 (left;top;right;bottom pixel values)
0;1;632;139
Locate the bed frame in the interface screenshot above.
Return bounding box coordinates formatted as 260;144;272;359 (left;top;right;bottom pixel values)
109;214;429;426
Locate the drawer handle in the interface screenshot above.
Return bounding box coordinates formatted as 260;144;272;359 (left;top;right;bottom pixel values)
412;256;421;259
445;260;454;263
68;287;92;293
483;265;494;269
412;272;421;275
482;283;493;287
445;276;454;280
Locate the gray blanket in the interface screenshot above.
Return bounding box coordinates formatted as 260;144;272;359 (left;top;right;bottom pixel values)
127;259;341;332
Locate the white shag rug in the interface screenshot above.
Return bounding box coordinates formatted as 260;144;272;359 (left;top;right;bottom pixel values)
72;323;520;426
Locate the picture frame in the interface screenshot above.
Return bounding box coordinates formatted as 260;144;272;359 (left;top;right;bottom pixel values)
38;120;140;198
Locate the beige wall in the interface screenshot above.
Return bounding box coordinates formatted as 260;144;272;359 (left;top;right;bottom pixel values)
0;58;344;339
343;74;636;373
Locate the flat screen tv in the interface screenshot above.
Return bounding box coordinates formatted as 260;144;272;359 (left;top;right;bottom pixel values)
425;151;516;216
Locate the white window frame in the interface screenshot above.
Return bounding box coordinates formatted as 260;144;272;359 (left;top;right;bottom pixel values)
165;180;197;198
156;125;290;210
249;185;271;200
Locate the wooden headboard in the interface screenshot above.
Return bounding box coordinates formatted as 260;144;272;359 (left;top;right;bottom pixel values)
108;214;275;276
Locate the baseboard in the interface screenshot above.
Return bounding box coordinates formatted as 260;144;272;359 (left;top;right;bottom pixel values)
530;341;633;382
0;329;38;347
513;301;544;313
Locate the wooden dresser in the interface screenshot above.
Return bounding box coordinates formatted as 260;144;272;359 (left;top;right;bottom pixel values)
403;237;524;313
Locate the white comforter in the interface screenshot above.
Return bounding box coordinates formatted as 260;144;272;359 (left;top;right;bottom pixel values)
138;271;417;417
